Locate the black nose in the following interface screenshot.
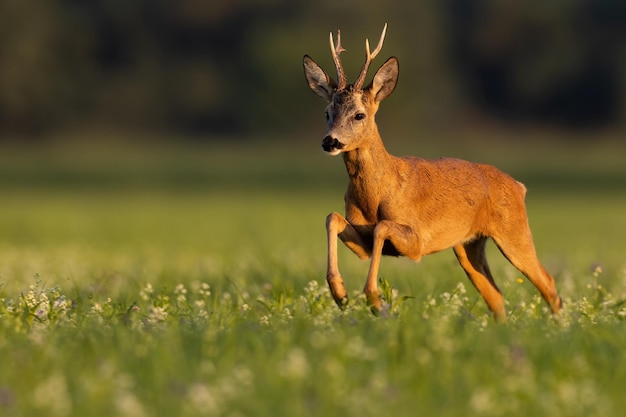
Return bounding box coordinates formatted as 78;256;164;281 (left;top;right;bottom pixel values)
322;136;344;152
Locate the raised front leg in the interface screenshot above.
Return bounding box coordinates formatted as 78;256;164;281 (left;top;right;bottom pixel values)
365;220;421;313
325;212;371;308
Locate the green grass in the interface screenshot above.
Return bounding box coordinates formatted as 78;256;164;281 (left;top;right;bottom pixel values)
0;137;625;416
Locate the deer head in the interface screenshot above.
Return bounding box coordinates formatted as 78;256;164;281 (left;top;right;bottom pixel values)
303;24;399;155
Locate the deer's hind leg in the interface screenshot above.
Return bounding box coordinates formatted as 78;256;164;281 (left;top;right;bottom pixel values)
491;223;562;315
454;237;506;322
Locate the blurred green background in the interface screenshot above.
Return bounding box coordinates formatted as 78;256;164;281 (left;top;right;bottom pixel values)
0;0;625;271
1;0;625;275
0;0;624;140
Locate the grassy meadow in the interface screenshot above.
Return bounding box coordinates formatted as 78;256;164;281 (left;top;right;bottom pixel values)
0;134;625;416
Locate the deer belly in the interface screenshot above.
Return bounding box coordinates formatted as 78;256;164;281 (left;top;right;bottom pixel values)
420;224;476;255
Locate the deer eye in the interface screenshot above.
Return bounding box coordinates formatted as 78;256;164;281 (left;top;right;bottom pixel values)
325;111;330;121
354;113;366;121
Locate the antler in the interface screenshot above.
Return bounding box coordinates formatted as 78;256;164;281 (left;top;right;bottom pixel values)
353;23;388;90
329;29;347;90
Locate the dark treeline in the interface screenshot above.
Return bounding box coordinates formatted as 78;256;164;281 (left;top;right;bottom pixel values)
0;0;624;140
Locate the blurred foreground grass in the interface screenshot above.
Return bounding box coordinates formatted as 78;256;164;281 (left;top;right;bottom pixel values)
0;132;625;416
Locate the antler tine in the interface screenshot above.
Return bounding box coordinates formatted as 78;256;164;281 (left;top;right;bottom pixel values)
354;23;388;90
329;29;347;90
368;23;387;60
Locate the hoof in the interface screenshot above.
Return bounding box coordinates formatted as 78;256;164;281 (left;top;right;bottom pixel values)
369;304;382;316
334;296;349;310
366;295;383;316
365;290;382;313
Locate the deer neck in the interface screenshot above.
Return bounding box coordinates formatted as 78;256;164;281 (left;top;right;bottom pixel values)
342;130;393;189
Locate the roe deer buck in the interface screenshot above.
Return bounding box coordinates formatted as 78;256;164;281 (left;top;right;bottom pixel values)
302;24;562;321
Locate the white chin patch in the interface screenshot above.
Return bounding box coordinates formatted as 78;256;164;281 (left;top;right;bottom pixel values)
326;149;343;156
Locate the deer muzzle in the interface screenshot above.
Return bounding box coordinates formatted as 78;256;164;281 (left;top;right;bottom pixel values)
322;135;345;153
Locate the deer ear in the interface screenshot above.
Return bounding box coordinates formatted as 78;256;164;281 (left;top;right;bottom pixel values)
303;55;336;102
368;57;399;102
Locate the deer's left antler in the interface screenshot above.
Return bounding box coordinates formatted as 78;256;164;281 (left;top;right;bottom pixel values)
354;23;387;90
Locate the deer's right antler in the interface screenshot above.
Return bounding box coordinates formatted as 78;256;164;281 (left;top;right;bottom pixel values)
329;29;347;91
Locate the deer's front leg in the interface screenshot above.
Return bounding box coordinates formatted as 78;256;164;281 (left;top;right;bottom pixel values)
326;212;371;309
365;220;421;313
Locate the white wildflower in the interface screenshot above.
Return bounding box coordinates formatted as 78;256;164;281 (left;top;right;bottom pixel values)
304;280;319;295
24;287;39;309
174;284;187;295
139;284;153;301
53;296;69;312
196;309;209;320
148;306;168;322
199;283;211;297
280;307;293;322
174;284;187;303
35;292;50;319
